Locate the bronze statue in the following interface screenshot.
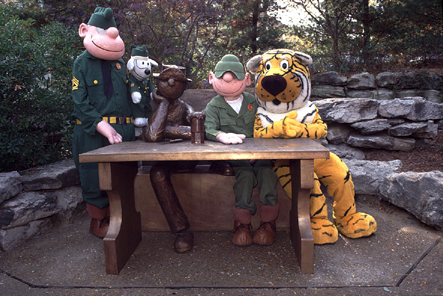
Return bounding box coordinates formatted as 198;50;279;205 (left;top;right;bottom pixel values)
144;65;204;253
142;66;205;142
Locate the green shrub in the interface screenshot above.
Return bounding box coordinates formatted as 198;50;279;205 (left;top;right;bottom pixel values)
0;5;82;172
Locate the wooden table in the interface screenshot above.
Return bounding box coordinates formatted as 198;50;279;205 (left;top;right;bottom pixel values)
79;138;330;274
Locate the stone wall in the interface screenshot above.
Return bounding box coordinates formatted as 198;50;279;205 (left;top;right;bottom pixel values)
311;71;442;103
309;71;443;229
310;71;442;152
1;71;442;250
180;71;443;112
316;97;443;154
0;160;84;251
313;96;443;231
300;73;443;231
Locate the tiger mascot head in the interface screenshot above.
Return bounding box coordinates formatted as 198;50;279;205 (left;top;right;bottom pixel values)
246;49;312;114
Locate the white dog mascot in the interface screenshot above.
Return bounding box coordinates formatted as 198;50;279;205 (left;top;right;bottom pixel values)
127;44;158;129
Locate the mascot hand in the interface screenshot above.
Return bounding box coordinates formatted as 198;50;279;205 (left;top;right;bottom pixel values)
132;92;142;104
134;117;148;127
96;120;122;144
216;132;246;144
282;111;303;137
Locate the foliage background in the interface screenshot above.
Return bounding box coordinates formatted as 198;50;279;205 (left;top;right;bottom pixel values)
0;4;82;172
0;0;442;172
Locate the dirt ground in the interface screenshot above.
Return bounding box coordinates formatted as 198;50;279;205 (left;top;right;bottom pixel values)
364;132;443;172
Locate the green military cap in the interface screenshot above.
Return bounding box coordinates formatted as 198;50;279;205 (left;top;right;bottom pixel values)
214;54;245;80
130;44;148;58
88;7;117;30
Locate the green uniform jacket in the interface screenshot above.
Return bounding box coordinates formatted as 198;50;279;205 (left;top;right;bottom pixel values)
204;92;276;213
129;75;154;118
71;50;134;208
71;50;132;134
204;92;257;141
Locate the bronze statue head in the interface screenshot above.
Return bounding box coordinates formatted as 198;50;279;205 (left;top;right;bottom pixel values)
153;66;191;100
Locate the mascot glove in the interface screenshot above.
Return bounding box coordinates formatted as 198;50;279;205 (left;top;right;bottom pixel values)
96;120;122;144
282;111;303;138
216;132;246;144
132;92;142;104
134;117;148;127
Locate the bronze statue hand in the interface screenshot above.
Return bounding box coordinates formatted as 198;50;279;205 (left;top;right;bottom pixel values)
152;88;170;105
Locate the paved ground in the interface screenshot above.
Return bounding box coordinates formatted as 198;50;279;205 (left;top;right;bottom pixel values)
0;197;442;296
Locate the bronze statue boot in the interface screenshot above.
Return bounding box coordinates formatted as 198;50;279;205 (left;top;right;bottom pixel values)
87;204;110;239
208;161;234;176
253;204;279;245
232;207;253;246
174;228;194;253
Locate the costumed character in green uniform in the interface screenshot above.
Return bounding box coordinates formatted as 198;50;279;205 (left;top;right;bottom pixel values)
127;44;157;136
204;55;279;247
72;7;135;238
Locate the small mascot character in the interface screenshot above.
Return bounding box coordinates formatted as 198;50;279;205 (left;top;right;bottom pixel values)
127;44;158;131
246;49;377;244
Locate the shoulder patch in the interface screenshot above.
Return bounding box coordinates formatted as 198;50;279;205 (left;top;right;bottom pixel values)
72;77;79;91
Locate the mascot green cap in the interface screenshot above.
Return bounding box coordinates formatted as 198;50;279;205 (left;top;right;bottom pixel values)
88;7;117;30
130;44;149;58
214;54;245;80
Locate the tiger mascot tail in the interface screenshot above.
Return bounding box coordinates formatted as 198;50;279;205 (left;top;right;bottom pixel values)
246;49;376;244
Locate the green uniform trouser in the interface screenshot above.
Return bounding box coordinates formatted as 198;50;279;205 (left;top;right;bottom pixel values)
73;124;135;209
228;159;278;215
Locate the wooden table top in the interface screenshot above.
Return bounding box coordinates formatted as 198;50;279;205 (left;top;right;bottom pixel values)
79;138;330;163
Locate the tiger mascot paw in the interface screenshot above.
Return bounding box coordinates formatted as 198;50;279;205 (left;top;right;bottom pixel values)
334;213;377;239
282;111;303;137
311;217;338;245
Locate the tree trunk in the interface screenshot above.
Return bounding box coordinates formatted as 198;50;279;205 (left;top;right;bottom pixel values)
251;0;260;54
361;0;370;64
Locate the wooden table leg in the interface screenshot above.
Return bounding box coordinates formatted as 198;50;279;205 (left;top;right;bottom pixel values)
289;159;314;274
98;162;141;275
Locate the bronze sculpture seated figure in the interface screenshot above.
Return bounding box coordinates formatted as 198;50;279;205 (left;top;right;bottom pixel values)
143;65;204;253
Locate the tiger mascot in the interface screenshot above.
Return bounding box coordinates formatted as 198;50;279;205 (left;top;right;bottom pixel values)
246;49;377;244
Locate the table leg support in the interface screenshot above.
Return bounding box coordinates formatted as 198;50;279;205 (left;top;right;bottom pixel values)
289;159;314;274
98;162;142;275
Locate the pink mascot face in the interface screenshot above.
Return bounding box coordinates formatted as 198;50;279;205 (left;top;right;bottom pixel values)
209;71;250;99
209;54;250;99
79;26;125;60
78;8;125;60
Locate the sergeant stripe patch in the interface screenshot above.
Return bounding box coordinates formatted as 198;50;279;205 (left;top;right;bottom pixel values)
72;77;79;90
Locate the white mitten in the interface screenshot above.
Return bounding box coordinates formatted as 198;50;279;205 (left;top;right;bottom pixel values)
134;117;148;127
132;92;142;104
216;132;246;144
